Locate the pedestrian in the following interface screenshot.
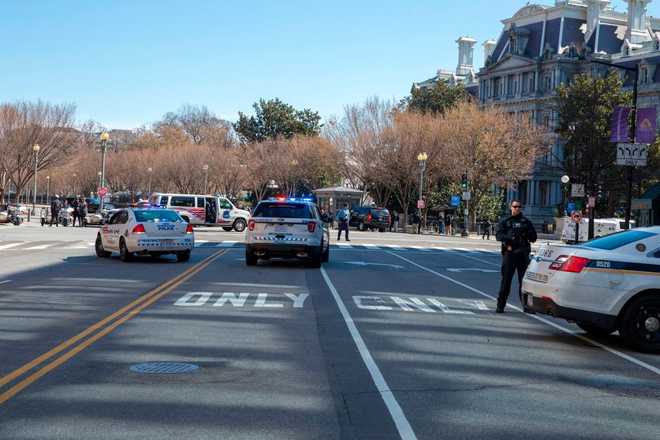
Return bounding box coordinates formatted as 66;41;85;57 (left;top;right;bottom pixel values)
78;198;87;227
336;203;350;241
71;198;79;227
445;214;453;236
482;218;492;240
495;200;537;313
40;207;48;227
389;210;396;232
50;195;62;227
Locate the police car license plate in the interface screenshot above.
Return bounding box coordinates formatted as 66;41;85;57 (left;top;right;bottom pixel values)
525;272;548;283
161;239;174;246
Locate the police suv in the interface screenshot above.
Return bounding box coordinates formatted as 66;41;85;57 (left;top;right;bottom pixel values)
95;208;194;262
245;198;330;267
522;227;660;352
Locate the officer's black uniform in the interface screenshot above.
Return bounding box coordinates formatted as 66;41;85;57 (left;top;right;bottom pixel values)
495;213;537;312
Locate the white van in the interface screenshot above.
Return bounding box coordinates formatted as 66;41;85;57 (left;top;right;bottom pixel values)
561;217;635;243
151;193;250;232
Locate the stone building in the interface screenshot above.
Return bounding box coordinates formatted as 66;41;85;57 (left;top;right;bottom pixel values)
418;0;660;228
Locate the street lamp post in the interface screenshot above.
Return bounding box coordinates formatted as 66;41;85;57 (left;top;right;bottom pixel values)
32;144;41;217
147;167;153;195
46;176;50;207
561;175;570;215
417;152;428;235
99;132;110;211
202;164;209;194
72;173;77;198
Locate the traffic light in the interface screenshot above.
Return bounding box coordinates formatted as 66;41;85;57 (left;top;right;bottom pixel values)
461;174;469;191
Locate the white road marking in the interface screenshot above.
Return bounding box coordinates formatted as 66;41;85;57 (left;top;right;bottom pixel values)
174;291;213;306
451;247;471;252
363;243;379;249
217;241;239;247
447;268;499;273
24;244;53;250
384;244;403;249
0;243;23;250
213;282;303;289
0;280;11;286
320;267;418;440
408;245;430;251
345;261;404;269
334;243;353;248
214;292;250;307
388;252;660;377
254;293;283;308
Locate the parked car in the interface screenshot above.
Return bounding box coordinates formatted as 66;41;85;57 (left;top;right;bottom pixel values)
349;207;391;232
150;193;250;232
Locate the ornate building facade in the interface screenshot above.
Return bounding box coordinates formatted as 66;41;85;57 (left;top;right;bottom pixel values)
418;0;660;228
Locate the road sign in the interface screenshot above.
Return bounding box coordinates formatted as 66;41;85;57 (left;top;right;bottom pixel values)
462;191;471;201
566;202;576;215
98;187;108;197
571;211;583;224
571;184;585;198
450;195;461;207
417;199;425;209
616;143;649;167
587;196;596;208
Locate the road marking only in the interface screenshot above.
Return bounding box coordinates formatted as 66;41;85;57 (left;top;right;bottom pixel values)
388;252;660;377
0;249;228;405
320;267;418;440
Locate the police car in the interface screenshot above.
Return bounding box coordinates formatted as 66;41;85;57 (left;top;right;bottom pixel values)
95;208;194;262
522;227;660;352
245;197;330;267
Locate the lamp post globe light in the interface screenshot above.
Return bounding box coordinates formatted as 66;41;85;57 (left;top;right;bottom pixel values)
417;152;428;235
99;132;110;210
561;175;570;216
202;164;209;194
32;144;40;216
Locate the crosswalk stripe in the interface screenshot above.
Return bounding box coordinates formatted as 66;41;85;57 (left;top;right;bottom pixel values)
0;243;23;250
363;244;378;249
24;244;53;250
408;245;430;251
334;243;352;248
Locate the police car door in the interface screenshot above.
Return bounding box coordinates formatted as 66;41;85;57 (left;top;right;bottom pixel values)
104;211;122;250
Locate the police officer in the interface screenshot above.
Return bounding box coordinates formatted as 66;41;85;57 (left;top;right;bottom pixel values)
495;200;537;313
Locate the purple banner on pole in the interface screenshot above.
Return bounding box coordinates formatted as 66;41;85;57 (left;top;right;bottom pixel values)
635;107;657;144
610;106;631;142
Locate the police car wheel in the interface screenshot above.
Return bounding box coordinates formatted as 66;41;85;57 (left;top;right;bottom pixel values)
119;239;133;262
576;322;614;337
176;250;191;262
620;295;660;353
95;235;111;258
233;218;247;232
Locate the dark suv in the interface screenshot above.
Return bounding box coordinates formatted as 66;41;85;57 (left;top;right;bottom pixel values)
349;207;390;232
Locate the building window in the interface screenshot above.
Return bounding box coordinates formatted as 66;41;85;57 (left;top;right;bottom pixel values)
493;77;501;98
539;181;549;207
522;72;529;94
544;74;552;92
518;181;528;205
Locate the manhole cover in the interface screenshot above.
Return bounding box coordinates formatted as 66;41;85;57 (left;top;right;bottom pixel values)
130;362;199;374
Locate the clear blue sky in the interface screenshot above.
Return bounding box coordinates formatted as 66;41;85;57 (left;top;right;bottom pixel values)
0;0;647;129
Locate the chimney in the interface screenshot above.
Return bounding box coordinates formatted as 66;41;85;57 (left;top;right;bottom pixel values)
456;36;477;76
483;39;497;64
626;0;653;44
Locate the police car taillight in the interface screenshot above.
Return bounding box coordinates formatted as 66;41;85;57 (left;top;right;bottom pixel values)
549;255;590;273
248;219;256;231
307;221;316;233
186;224;194;234
132;224;146;235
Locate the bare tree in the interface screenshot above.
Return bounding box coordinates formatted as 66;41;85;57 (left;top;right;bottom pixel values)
158;104;232;145
0;101;78;203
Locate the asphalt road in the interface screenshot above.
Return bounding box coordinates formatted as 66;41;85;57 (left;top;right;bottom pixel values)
1;223;659;439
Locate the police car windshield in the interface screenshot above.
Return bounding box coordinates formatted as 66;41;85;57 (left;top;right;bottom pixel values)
134;210;182;223
253;202;314;219
582;230;657;250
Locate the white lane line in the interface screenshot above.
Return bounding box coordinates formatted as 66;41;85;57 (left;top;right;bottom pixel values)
388;252;660;377
0;280;11;286
451;247;471;252
212;282;303;289
320;267;418;440
408;246;430;251
217;241;239;247
24;244;53;250
363;243;379;249
334;243;353;248
0;243;23;250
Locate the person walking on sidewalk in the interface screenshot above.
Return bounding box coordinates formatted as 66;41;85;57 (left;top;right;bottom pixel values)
50;195;62;227
77;198;87;227
495;201;537;313
336;204;351;241
482;218;492;240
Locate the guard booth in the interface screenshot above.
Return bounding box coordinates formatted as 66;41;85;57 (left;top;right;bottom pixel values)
633;183;660;226
313;187;364;214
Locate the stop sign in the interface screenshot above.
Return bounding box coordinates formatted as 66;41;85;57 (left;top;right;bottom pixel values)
98;187;108;197
417;199;426;209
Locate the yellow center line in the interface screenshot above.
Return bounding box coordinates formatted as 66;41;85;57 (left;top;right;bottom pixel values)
0;249;226;403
